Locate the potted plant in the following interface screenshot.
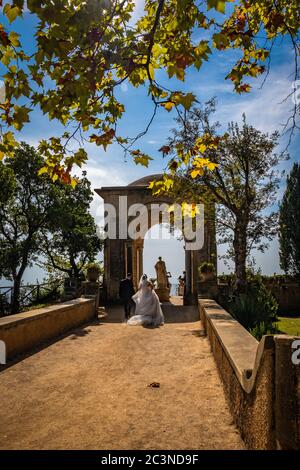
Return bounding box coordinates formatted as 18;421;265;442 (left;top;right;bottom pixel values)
86;262;101;282
198;262;216;282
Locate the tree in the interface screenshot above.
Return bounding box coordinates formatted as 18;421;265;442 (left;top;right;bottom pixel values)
279;162;300;277
0;1;299;180
156;102;284;289
0;160;15;205
0;145;102;314
41;173;102;281
0;143;53;313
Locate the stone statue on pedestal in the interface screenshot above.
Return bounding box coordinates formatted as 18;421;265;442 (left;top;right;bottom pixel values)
155;256;168;288
154;256;170;301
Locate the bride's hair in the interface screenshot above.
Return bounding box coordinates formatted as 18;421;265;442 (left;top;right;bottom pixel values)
141;274;147;281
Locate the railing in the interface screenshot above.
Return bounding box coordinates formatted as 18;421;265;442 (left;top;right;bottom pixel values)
0;281;64;316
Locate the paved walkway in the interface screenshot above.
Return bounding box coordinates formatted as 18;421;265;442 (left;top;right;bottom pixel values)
0;300;244;450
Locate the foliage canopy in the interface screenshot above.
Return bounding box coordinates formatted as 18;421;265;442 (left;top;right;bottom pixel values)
155;102;285;288
0;0;299;182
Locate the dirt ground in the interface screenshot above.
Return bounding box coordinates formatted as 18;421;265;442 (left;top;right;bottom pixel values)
0;299;245;450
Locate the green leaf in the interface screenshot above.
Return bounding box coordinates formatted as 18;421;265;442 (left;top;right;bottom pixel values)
207;0;227;14
212;33;230;50
4;5;21;23
8;32;20;47
131;151;153;167
13;106;31;130
178;93;196;110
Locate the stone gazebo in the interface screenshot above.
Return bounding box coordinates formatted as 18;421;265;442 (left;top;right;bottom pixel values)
95;174;216;304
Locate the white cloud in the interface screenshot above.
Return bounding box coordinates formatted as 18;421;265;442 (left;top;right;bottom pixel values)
216;70;295;134
73;161;129;221
193;82;233;94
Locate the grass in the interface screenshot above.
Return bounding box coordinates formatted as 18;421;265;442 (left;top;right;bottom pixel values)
277;316;300;336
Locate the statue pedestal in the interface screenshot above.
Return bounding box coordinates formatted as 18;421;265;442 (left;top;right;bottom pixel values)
155;287;170;302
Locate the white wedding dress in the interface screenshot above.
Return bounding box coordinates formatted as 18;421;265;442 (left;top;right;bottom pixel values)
127;277;164;327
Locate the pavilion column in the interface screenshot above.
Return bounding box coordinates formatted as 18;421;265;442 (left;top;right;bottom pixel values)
105;238;125;301
192;250;199;299
132;239;144;290
132;244;138;290
125;240;133;277
136;248;142;282
137;239;144;282
184;247;192;305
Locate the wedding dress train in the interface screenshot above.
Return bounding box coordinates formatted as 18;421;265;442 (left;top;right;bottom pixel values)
127;276;164;327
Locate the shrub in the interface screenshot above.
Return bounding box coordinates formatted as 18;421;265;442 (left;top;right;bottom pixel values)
228;274;278;335
85;262;103;282
218;273;236;284
198;262;215;275
85;262;102;274
250;321;280;341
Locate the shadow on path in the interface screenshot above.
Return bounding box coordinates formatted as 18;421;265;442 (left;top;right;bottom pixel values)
0;318;104;373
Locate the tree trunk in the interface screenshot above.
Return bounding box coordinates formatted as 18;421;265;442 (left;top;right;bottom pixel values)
233;222;248;292
11;260;27;314
11;276;21;314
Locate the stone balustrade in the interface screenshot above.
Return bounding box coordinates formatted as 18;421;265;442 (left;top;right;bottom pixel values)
199;298;300;450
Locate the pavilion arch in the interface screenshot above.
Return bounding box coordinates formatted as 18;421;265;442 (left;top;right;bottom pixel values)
95;174;217;304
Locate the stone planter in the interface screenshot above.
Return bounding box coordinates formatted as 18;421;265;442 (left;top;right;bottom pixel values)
87;269;100;282
200;271;216;282
198;279;218;299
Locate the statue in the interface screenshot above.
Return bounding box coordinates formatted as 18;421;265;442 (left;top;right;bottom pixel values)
154;257;170;301
155;256;168;288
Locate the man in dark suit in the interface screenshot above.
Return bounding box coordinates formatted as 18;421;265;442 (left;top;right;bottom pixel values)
119;273;135;319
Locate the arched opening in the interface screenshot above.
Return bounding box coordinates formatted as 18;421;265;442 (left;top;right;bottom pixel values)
143;224;185;297
96;173;217;304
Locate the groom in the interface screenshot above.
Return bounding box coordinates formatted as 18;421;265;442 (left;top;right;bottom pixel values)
119;273;135;319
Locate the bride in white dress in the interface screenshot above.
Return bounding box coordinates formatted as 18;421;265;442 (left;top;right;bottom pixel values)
127;274;164;327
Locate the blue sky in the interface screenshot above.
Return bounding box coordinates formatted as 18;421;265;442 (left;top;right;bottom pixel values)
1;1;299;285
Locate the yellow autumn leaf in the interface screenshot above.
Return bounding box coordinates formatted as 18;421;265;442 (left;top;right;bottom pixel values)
197;143;207;153
191;169;203;178
133;154;153;167
70;178;78;188
162;101;175;112
193;157;207;167
38;166;48;176
206;161;219;171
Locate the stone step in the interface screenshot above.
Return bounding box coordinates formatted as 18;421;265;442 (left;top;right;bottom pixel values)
161;303;199;323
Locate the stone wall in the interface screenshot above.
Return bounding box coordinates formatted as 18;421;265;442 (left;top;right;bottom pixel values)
218;280;300;315
264;280;300;314
0;298;97;362
199;299;300;450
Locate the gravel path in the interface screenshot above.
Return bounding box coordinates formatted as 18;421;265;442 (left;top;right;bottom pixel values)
0;301;244;450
